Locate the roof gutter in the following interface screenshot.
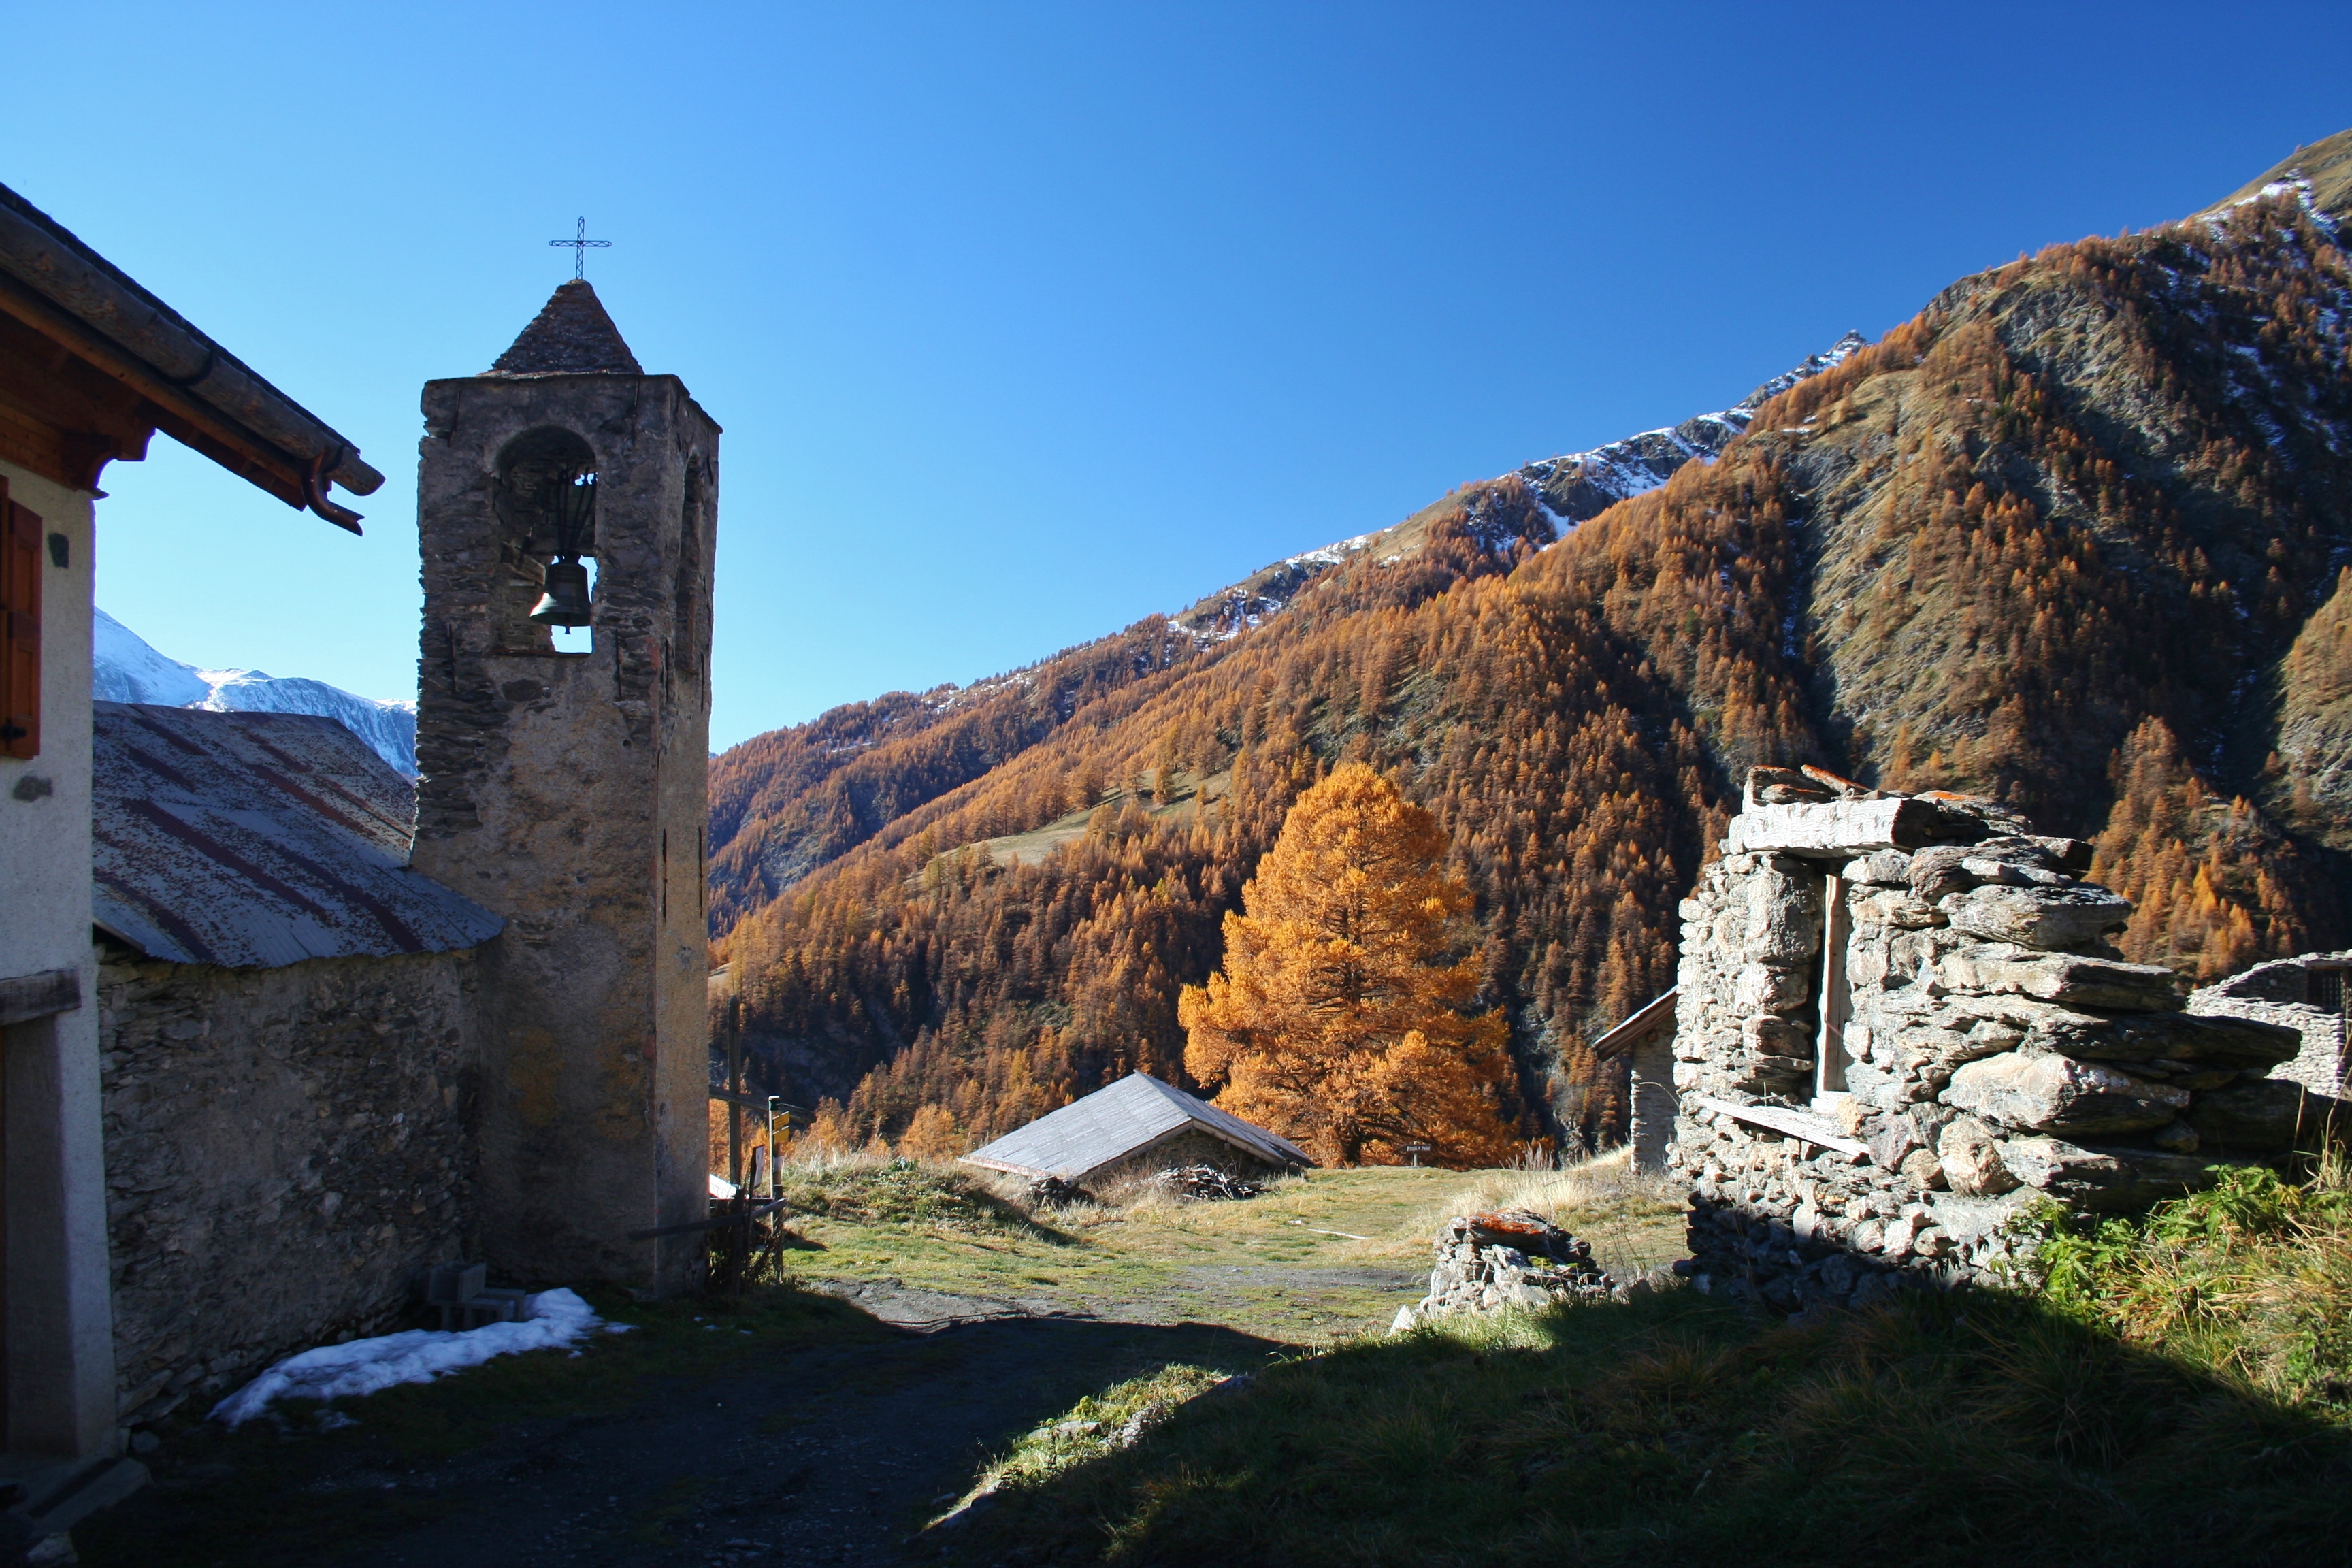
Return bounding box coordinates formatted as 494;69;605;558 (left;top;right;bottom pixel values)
0;181;383;529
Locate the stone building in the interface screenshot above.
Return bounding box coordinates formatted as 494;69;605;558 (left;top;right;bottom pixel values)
410;280;719;1296
962;1072;1313;1193
1588;988;1676;1170
2189;951;2352;1112
81;278;723;1435
0;178;380;1516
1669;766;2304;1312
0;177;721;1549
90;702;501;1428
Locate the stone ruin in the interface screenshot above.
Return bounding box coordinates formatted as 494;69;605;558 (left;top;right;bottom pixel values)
1401;1209;1615;1324
2190;950;2352;1109
1670;766;2310;1313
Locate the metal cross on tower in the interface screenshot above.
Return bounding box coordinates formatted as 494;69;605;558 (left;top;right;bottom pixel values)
549;217;611;280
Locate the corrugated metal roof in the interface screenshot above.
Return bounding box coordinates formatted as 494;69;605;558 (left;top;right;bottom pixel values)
960;1072;1313;1181
91;701;502;968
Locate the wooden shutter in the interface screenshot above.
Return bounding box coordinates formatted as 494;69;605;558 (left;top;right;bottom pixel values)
1;477;41;760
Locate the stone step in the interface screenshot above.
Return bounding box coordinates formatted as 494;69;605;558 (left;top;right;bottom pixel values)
7;1455;148;1537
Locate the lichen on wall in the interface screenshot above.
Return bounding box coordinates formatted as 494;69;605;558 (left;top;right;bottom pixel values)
99;944;480;1426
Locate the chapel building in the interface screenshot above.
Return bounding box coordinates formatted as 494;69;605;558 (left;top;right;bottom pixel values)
0;180;718;1534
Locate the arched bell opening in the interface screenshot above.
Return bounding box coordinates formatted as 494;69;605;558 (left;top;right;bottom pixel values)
491;426;600;654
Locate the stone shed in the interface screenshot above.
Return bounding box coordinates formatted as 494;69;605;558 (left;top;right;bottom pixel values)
960;1072;1312;1194
2189;951;2352;1113
1588;988;1677;1171
1670;766;2305;1312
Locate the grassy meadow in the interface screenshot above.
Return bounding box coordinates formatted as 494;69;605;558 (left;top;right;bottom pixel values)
932;1159;2352;1568
79;1150;2352;1567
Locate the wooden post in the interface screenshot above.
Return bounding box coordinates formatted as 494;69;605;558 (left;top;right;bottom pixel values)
725;1017;747;1294
1815;874;1852;1103
726;1015;744;1192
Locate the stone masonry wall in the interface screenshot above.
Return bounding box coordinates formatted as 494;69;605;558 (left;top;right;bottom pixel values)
99;944;480;1426
1085;1127;1288;1194
1671;767;2305;1314
2189;951;2352;1102
411;365;717;1296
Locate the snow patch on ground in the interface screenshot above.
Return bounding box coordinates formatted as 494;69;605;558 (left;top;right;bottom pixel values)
210;1287;629;1425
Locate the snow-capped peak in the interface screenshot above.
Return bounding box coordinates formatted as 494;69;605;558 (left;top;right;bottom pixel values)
1514;331;1869;537
92;608;419;777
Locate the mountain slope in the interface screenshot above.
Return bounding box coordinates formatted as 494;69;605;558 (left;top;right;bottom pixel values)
723;131;2352;1158
92;608;419;776
707;338;1865;939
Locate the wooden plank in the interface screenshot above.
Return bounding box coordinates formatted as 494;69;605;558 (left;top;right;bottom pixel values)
1696;1094;1867;1156
1815;875;1852;1096
627;1196;789;1242
0;967;80;1026
1725;796;1980;857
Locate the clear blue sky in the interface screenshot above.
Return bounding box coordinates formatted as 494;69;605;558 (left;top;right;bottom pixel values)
9;3;2350;750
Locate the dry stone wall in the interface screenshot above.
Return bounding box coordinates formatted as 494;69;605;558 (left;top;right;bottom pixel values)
2189;952;2352;1105
1404;1210;1614;1322
1671;767;2303;1313
99;944;480;1426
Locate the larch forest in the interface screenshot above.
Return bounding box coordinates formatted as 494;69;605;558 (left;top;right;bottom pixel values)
708;133;2352;1164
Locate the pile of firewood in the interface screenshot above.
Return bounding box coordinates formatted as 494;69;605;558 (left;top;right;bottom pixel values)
1026;1175;1090;1207
1154;1164;1263;1200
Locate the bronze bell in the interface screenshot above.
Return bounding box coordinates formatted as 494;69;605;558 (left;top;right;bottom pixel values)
529;559;593;627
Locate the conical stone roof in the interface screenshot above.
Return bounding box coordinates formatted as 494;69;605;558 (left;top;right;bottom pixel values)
488;280;643;376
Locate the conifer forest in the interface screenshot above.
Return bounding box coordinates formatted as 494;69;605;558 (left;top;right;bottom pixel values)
713;167;2352;1163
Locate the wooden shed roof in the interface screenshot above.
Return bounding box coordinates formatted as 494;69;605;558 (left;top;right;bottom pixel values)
961;1071;1312;1183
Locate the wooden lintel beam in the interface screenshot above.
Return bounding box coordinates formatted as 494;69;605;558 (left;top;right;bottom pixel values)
0;968;81;1026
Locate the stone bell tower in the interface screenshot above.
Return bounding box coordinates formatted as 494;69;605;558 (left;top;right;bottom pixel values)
411;280;718;1294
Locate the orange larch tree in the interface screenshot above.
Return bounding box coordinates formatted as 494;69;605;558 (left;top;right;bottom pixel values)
1179;762;1518;1166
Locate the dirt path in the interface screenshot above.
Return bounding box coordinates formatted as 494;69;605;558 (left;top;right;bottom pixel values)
71;1164;1678;1566
80;1308;1279;1568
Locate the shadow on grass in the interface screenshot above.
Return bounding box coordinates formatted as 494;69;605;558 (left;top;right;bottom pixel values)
72;1282;1287;1568
934;1283;2352;1568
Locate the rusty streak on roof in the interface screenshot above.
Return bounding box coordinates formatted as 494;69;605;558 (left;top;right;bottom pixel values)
92;702;501;968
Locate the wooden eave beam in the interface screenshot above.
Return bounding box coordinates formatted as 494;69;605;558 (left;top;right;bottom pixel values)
0;267;321;518
0;316;158;479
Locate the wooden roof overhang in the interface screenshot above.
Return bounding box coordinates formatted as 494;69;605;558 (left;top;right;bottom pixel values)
0;182;382;529
1589;987;1678;1061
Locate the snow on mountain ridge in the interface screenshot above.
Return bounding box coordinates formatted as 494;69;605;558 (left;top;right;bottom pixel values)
1514;330;1869;538
1170;333;1869;641
91;608;419;777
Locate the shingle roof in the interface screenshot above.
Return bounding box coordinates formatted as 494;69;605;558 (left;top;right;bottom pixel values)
91;702;502;968
960;1072;1313;1181
489;280;644;376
